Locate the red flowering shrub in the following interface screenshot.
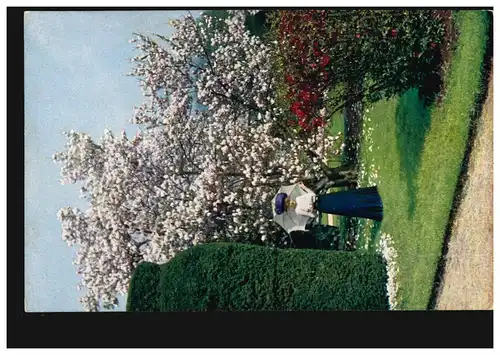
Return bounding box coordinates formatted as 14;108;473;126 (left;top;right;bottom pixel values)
269;10;334;131
267;9;445;132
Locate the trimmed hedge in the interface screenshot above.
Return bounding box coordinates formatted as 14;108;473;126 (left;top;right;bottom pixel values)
126;262;162;312
127;243;389;311
274;248;388;310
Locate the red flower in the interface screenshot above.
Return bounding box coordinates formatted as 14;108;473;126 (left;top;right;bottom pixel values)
291;101;301;113
413;51;421;57
286;75;295;84
356;33;361;38
313;117;326;127
296;109;307;119
430;42;437;48
299;118;310;130
320;54;331;67
391;28;397;37
298;90;311;100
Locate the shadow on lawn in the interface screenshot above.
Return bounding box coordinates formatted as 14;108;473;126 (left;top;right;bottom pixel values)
394;90;432;217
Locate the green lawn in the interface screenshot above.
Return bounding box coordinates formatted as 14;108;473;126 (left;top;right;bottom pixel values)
354;11;490;309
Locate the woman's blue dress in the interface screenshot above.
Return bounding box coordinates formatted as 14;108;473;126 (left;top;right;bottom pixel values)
315;186;383;221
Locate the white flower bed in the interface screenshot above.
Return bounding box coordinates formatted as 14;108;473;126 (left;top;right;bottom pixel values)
377;233;400;310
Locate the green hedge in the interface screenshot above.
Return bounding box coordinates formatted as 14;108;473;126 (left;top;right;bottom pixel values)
126;262;162;312
127;243;389;311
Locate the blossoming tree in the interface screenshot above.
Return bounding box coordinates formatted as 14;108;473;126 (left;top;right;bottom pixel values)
54;11;340;311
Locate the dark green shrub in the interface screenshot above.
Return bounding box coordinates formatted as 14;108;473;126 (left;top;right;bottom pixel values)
126;262;162;312
290;225;341;250
127;243;389;311
159;243;278;311
274;248;388;310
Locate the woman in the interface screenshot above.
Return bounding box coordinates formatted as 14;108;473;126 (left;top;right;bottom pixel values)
275;183;383;222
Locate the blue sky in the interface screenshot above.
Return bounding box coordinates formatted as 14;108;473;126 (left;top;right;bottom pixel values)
24;10;201;312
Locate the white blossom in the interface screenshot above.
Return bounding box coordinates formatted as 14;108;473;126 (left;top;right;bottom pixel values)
377;233;400;310
54;11;339;311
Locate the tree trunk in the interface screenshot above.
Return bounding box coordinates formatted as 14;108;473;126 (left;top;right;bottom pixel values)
326;165;357;181
305;175;354;195
323;178;352;189
306;149;357;184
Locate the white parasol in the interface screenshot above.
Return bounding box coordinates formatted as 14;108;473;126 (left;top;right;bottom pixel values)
271;183;314;234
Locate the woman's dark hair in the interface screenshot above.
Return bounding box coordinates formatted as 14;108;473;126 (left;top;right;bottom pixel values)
275;193;288;215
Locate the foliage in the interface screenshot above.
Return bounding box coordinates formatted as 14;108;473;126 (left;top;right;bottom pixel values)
290;224;341;250
126;262;162;312
127;243;389;311
275;247;388;310
267;9;445;130
267;10;331;132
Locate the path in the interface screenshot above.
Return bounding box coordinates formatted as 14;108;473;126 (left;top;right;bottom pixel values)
435;76;493;310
